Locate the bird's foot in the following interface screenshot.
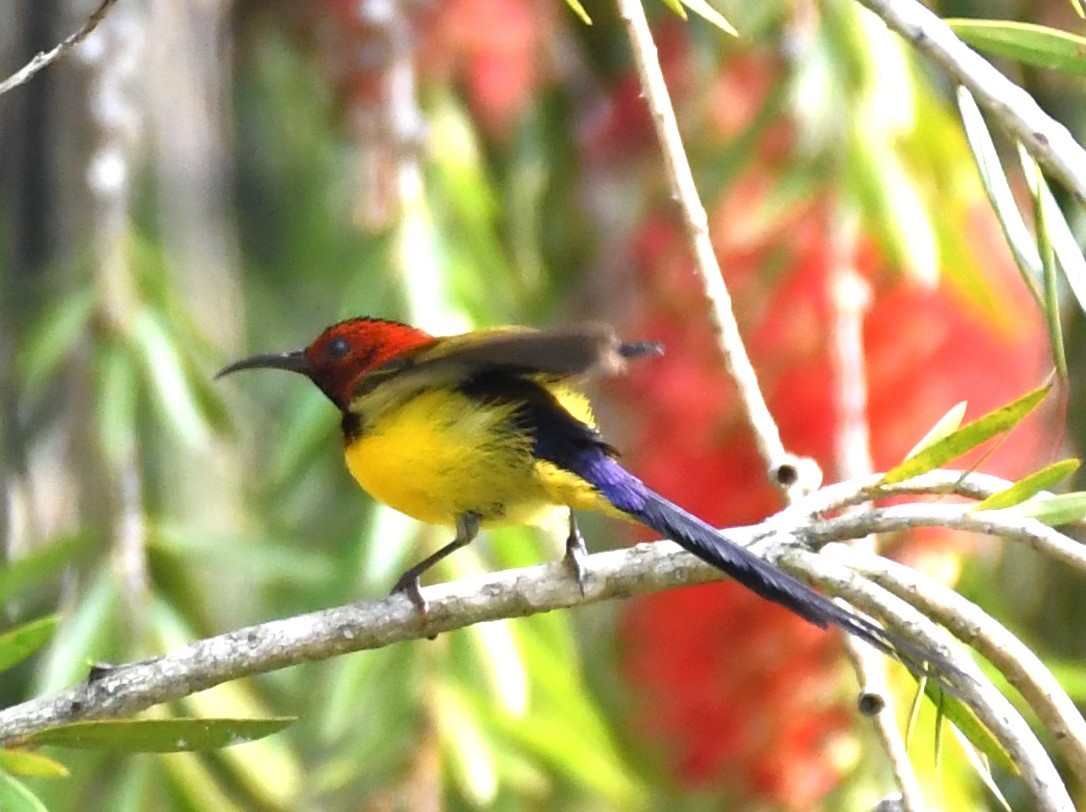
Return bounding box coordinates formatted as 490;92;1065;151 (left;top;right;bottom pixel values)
391;574;430;618
563;528;589;596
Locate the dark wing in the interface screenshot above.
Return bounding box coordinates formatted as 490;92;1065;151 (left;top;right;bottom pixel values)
351;323;661;408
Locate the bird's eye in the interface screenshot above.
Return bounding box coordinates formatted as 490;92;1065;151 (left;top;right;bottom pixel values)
327;337;351;358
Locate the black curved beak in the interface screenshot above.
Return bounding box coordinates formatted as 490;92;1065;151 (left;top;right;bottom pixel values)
215;349;310;379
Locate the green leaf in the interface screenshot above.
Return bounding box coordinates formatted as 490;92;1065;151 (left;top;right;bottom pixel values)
0;534;90;607
0;747;70;778
1018;142;1086;325
927;682;1018;775
678;0;738;35
947;19;1086;76
950;724;1013;812
0;774;49;812
131;310;212;448
25;718;296;753
35;567;119;694
16;287;97;405
563;0;591;25
849;132;939;285
957;88;1042;305
881;386;1050;484
656;0;688;21
1008;492;1086;526
0;616;60;674
973;459;1080;511
434;684;498;805
96;342;140;467
904;401;968;459
1020;147;1069;378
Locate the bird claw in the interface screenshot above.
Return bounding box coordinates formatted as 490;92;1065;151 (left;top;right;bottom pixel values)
390;577;439;640
391;575;430;618
564;529;589;596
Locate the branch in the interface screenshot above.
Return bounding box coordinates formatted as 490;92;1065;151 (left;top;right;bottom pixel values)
845;547;1086;787
781;547;1075;812
827;224;925;812
852;0;1086;206
614;0;805;490
0;0;120;97
803;502;1086;574
0;541;724;743
2;470;1080;808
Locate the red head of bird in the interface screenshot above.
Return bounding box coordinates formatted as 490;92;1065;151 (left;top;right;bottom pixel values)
216;317;436;408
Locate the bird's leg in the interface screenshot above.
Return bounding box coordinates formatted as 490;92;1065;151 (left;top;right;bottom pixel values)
391;513;481;617
563;510;588;596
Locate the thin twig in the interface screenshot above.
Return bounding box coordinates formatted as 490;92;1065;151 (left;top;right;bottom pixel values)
614;0;800;489
0;0;121;97
828;219;925;811
852;0;1086;205
780;548;1074;812
803;503;1086;573
843;547;1086;787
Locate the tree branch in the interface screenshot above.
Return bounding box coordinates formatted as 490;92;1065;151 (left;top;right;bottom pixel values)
851;0;1086;206
845;547;1086;787
1;470;1082;812
0;0;120;97
0;540;724;743
781;547;1074;812
614;0;805;491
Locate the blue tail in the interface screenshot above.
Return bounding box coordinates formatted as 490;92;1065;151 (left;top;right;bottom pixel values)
465;370;952;682
578;453;935;667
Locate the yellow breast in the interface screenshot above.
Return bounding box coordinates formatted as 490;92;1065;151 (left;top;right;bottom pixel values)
343;379;622;528
344;387;548;527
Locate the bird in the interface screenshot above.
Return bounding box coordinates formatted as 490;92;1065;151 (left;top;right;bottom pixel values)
217;316;949;679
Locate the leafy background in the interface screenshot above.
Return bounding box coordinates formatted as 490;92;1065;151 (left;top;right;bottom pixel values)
1;0;1084;809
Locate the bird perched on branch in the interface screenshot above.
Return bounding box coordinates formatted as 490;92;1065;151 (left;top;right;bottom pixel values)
218;317;949;679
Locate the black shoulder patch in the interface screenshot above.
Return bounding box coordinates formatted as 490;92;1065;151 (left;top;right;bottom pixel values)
341;410;363;443
456;372;615;475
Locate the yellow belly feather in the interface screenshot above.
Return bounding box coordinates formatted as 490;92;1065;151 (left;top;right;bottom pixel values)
344;383;615;528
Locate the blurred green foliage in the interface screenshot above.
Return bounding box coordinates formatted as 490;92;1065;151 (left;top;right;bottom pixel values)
1;0;1085;810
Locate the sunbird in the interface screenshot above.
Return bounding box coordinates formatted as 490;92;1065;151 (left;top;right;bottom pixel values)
218;317;937;671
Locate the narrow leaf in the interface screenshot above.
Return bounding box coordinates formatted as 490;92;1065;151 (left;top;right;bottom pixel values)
0;774;49;812
974;459;1080;511
132;311;212;448
951;725;1013;811
25;717;296;753
0;748;70;778
904;401;968;459
1018;142;1086;323
0;616;60;674
925;683;1018;774
1008;492;1086;526
882;386;1050;484
16;287;96;403
0;534;90;606
1021;147;1069;378
957;88;1042;304
904;675;926;748
656;0;688;20
947;19;1086;76
563;0;592;25
679;0;738;35
434;684;498;805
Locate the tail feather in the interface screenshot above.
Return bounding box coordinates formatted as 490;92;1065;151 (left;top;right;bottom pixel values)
637;491;896;650
587;458;954;680
508;376;957;685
